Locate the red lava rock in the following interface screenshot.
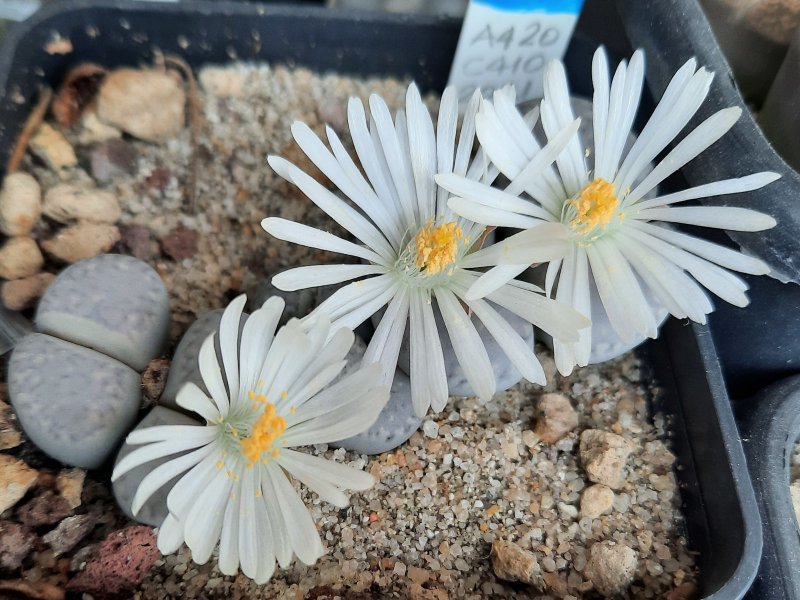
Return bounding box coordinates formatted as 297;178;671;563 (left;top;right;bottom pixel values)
0;520;35;570
16;490;72;527
89;138;137;184
160;226;198;261
66;526;159;599
119;225;154;261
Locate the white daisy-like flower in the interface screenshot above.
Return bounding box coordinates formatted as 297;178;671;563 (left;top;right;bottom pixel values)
437;47;779;374
111;295;389;584
261;83;589;417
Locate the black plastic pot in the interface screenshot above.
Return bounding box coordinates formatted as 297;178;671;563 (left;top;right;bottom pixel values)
740;375;800;600
615;0;800;399
0;1;761;597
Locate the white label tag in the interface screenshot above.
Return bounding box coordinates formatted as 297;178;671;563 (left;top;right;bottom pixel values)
447;0;584;103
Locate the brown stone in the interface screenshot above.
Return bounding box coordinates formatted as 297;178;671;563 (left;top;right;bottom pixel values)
407;565;431;585
0;579;64;600
0;172;42;236
41;222;120;263
584;541;638;597
0;237;43;280
17;490;72;527
490;540;543;588
119;224;156;260
56;468;86;509
43;183;120;224
97;68;186;142
160;226;198;261
408;584;449;600
142;357;170;407
0;400;22;450
580;484;615;519
43;514;96;556
534;392;579;444
579;429;633;489
0;520;35;570
30;123;78;170
66;526;164;598
0;454;38;513
2;272;55;311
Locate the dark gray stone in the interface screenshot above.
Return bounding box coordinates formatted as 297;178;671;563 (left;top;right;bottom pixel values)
112;406;201;527
8;333;140;469
35;254;170;372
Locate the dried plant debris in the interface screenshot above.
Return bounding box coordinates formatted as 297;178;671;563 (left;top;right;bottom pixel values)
5;62;697;598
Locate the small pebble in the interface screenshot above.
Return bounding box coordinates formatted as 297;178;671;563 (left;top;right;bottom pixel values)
43;183;121;224
199;66;245;97
534;392;579;444
43;514;96;556
0;237;43;280
77;108;122;145
580;484;615;519
1;272;55;311
579;429;633;489
584;541;638;596
0;521;35;570
56;468;86;509
490;540;543;587
423;420;439;438
40;222;120;263
0;172;41;236
16;490;72;527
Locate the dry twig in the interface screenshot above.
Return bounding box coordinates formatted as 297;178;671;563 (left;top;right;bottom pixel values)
7;87;53;174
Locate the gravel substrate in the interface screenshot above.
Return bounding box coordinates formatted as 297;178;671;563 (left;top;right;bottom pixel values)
3;62;698;598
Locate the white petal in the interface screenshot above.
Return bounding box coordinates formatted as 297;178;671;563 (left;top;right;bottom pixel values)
238;297;283;398
405;83;437;219
311;275;397;327
447;197;542;228
279;449;375;490
636;221;770;274
464;296;545;385
269;155;395;258
184;469;232;564
113;435;210;482
125;424;217;446
635;205;776;232
266;465;325;566
273;264;387;295
217;489;241;576
167;452;219;518
433;287;494;402
238;468;261;580
438;174;554;221
454;89;481;177
176;383;220;424
157;513;185;554
199;333;230;416
466;263;530;299
633;172;781;211
218;294;246;403
409;292;448;416
261;217;387;266
626;107;741;203
462;223;570;269
363;286;410;386
130;445;214;515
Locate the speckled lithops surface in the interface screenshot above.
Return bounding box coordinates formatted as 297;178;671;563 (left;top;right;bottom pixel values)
0;62;697;599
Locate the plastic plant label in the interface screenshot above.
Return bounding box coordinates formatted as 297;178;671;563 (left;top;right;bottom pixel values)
448;0;585;103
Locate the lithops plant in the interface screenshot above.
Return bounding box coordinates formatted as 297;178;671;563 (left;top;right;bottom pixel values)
36;254;170;371
8;254;170;469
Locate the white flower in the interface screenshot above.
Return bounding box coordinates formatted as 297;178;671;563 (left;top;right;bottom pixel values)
437;48;779;374
111;295;389;584
261;83;588;417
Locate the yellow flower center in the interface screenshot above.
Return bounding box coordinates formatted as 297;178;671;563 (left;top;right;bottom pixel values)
412;220;463;275
567;178;620;234
239;401;286;466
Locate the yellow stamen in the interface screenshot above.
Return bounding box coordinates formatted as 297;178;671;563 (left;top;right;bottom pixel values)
255;489;262;497
290;405;296;414
412;220;463;275
257;379;265;387
239;402;287;466
281;390;288;400
568;178;619;234
216;460;224;469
